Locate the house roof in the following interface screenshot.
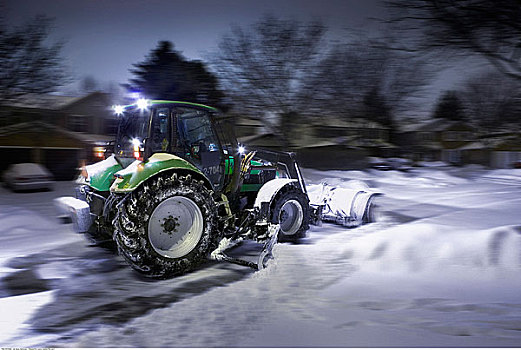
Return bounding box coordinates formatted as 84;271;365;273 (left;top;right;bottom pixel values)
457;135;521;150
0;121;106;144
399;118;473;133
234;117;265;127
6;93;83;110
4;91;113;111
311;117;387;129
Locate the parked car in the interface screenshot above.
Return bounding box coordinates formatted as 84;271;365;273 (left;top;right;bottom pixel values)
386;157;413;172
368;157;393;171
2;163;54;191
368;157;412;171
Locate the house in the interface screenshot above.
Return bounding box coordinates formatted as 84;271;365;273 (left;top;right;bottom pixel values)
0;91;118;135
0;122;100;180
458;131;521;168
234;114;395;169
0;92;117;179
397;119;476;164
234;116;267;139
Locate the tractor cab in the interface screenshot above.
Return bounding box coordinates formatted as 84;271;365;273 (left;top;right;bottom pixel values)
114;100;236;190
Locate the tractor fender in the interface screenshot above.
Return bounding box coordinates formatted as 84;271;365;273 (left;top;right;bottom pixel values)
80;154;123;192
110;153;212;193
253;178;299;209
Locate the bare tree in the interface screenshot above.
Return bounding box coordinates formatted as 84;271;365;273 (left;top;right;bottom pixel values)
210;15;327;144
431;90;466;121
303;36;435;124
385;0;521;80
0;16;69;104
460;69;521;129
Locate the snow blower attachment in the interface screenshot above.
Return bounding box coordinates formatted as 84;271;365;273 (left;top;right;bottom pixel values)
55;100;381;278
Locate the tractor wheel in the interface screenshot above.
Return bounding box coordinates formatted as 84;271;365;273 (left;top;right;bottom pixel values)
114;173;219;278
270;187;310;242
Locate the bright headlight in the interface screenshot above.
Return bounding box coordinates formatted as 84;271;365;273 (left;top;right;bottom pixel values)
137;98;149;111
113;105;124;115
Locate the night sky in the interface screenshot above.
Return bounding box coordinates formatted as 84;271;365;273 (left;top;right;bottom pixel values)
4;0;481;115
4;0;384;90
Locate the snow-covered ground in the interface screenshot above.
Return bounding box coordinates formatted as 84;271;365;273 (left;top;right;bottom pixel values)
1;166;521;347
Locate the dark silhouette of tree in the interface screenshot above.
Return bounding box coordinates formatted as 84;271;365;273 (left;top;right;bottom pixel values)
362;87;393;127
0;16;69;104
432;91;466;121
461;70;521;129
79;75;99;94
125;41;226;110
385;0;521;80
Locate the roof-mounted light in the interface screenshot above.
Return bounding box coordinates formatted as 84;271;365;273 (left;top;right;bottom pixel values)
113;105;124;116
137;98;149;111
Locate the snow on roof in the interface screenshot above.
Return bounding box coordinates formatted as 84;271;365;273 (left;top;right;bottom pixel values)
5;93;82;110
0;121;99;143
399;118;469;133
311;117;387;129
457;141;487;150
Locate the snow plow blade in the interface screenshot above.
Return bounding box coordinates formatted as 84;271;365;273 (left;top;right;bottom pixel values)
307;183;381;227
54;196;92;233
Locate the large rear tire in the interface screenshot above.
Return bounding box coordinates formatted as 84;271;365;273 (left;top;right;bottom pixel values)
270;186;310;242
114;173;219;278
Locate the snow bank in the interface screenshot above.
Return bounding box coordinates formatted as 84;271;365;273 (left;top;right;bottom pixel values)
0;206;80;260
481;168;521;184
339;223;521;274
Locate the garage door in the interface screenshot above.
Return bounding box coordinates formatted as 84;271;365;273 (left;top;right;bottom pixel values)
0;147;32;174
43;148;80;180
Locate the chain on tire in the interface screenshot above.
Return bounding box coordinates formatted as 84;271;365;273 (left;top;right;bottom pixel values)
113;173;219;278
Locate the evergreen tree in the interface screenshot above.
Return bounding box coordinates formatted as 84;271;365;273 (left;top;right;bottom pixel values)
362;87;393;127
125;41;226;109
432;91;466;121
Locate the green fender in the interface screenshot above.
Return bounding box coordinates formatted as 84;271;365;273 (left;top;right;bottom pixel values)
82;155;124;192
110;153;211;193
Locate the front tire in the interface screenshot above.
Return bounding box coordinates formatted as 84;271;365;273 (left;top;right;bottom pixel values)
270;186;310;242
114;173;219;278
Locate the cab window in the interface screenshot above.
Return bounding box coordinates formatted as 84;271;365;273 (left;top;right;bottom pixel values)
150;108;171;153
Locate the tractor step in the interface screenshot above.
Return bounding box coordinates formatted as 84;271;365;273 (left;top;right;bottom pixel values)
211;224;280;270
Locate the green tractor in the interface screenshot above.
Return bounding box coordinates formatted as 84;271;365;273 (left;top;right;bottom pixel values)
55;100;378;278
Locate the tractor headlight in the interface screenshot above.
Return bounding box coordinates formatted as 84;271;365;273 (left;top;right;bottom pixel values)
113;105;124;115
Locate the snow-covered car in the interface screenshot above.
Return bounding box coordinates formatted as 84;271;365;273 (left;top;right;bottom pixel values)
2;163;54;191
368;157;393;171
386;158;413;172
368;157;412;171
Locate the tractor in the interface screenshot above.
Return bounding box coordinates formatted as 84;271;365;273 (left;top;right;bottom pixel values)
55;100;379;278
